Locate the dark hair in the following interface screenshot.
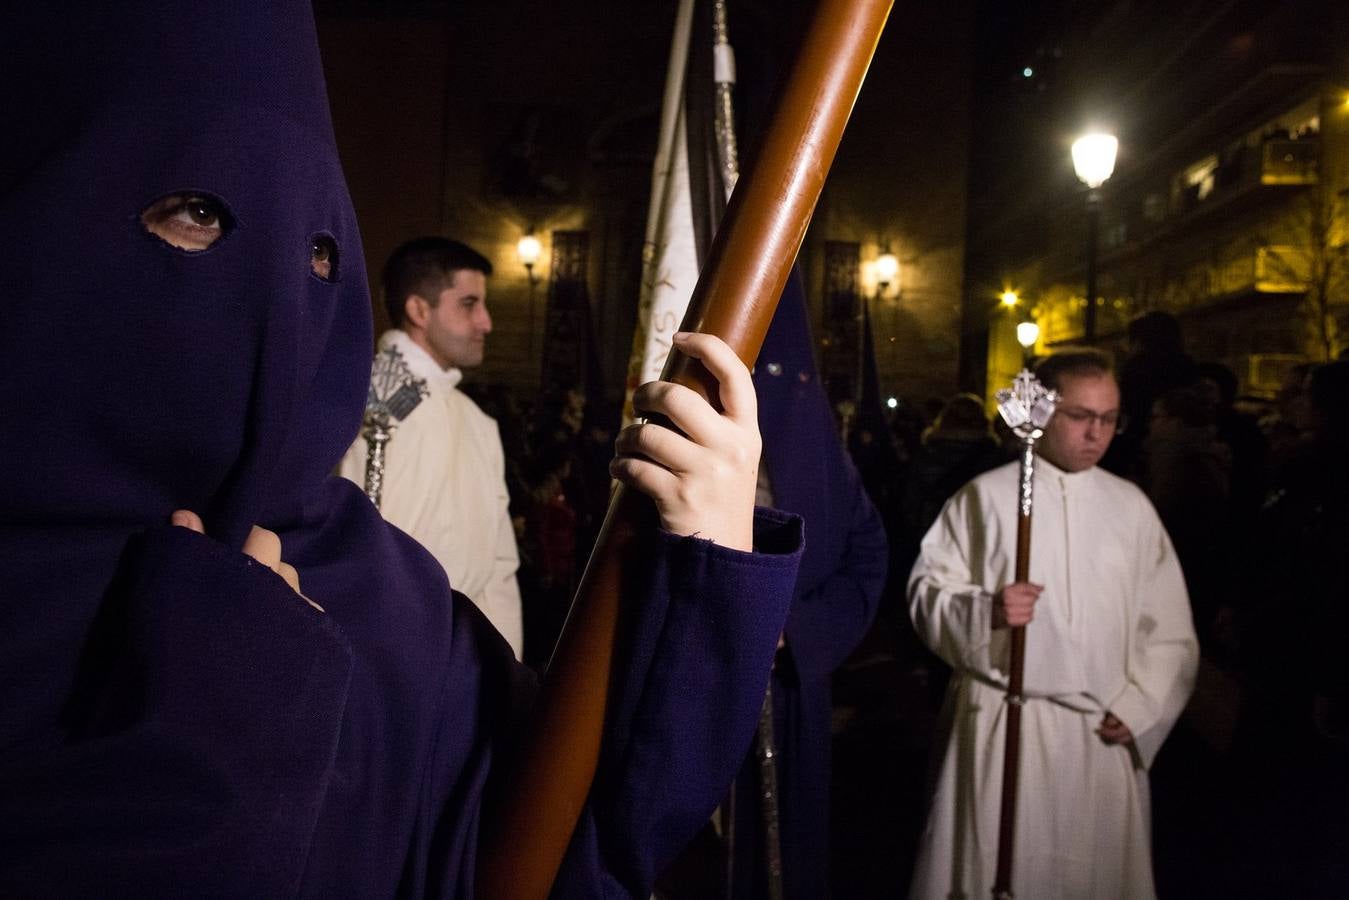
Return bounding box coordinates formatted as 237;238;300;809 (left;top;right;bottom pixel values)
1155;384;1215;428
381;237;493;328
1033;347;1114;392
931;393;989;434
1310;360;1349;433
1195;361;1238;406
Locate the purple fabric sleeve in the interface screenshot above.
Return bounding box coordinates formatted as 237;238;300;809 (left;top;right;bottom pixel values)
551;508;803;898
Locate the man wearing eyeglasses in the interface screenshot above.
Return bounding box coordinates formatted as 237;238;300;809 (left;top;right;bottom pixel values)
907;349;1198;900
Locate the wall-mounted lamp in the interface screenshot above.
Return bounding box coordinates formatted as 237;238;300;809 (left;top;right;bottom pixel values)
1000;290;1020;309
874;249;900;298
517;233;542;287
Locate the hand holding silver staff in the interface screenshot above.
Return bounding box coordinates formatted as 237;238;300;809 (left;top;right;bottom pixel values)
361;346;429;508
990;369;1058;900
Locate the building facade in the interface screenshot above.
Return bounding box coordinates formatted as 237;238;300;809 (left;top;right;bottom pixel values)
317;1;972;411
968;0;1349;401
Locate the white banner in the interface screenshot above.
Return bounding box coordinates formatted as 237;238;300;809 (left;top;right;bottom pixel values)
622;0;700;423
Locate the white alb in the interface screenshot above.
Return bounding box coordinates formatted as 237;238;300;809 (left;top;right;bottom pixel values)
908;458;1197;900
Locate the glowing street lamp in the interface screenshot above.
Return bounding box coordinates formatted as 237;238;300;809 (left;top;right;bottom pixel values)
1000;290;1019;309
1016;320;1040;367
1071;133;1118;189
1016;321;1039;349
1071;132;1117;343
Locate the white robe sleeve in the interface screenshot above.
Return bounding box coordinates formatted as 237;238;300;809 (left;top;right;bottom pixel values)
908;487;999;675
1105;512;1199;767
339;431;433;525
358;407;451;550
908;479;1086;695
482;422;523;658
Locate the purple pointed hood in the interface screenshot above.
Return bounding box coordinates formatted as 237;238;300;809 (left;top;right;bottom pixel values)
2;2;369;546
0;0;413;785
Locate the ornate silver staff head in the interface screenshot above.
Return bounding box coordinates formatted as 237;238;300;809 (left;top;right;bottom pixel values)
361;346;429;508
996;369;1059;519
366;346;429;426
995;369;1059;442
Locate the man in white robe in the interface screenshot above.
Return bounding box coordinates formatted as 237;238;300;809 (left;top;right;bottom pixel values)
908;349;1198;900
340;238;523;657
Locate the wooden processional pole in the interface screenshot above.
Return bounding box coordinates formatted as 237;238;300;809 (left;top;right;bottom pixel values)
991;371;1058;900
476;2;893;897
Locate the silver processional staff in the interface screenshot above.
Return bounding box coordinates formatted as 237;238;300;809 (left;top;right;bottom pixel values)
361;345;429;509
990;369;1058;900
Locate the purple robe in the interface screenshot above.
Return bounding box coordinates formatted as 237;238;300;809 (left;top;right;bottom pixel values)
0;3;801;896
732;271;889;898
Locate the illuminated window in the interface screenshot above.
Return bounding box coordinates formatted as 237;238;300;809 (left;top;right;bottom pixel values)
1183;155;1219;201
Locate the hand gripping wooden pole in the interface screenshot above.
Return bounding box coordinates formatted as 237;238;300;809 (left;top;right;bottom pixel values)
476;2;892;897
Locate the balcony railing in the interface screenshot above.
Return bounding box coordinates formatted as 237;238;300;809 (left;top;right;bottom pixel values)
1103;138;1322;251
1255;244;1312;290
1261;138;1319;185
1209;245;1310;297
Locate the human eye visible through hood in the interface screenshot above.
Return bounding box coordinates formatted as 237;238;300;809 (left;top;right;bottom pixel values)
140;193;234;252
311;233;338;281
141;193;341;282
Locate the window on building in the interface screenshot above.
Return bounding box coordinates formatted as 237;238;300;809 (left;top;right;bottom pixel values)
1172;155;1218;212
1187;155;1219;201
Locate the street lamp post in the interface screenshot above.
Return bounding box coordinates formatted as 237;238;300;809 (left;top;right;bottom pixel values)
1083;191;1100;343
1071;133;1117;343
